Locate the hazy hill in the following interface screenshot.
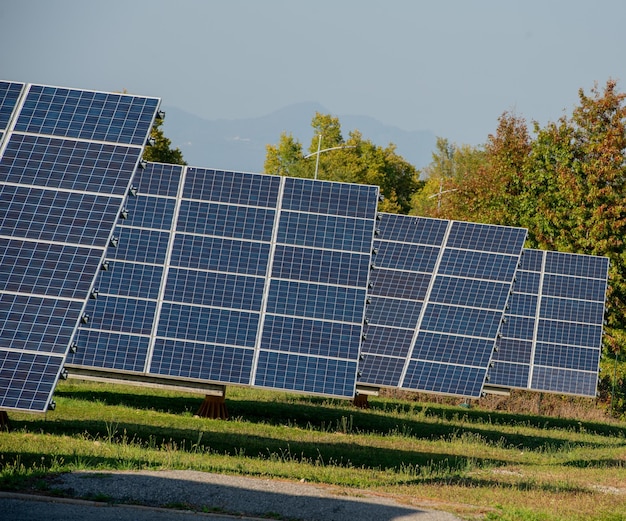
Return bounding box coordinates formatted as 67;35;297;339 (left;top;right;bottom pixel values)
161;102;437;174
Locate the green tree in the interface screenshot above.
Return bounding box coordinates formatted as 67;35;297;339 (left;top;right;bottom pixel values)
410;138;485;219
142;118;186;165
519;80;626;339
263;132;309;178
469;111;531;226
264;112;422;213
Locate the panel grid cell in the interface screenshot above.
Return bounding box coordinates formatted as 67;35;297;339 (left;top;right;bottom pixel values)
255;351;357;397
157;303;259;348
107;227;171;265
183;167;280;207
0;293;85;355
164;269;265;311
16;85;160;145
71;330;149;373
0;134;141;195
272;245;370;286
94;262;164;301
281;177;379;219
0;351;64;410
150;339;254;385
178;201;275;241
0;81;23;130
122;196;176;231
1;185;124;247
171;234;271;276
447;221;527;255
377;214;448;245
261;315;361;359
0;238;101;299
133;162;183;197
365;297;422;329
266;280;366;323
373;241;440;272
276;211;374;253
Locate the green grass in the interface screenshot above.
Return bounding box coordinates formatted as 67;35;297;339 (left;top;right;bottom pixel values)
1;379;626;520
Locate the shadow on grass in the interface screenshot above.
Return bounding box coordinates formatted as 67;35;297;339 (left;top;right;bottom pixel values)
56;385;626;440
48;386;625;455
53;388;198;416
0;451;155;477
230;400;618;453
564;458;626;468
4;418;507;475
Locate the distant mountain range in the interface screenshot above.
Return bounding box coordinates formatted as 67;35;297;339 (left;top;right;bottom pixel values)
161;102;437;174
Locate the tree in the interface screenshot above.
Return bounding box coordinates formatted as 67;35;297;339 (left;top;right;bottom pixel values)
519;80;626;338
263;132;308;178
469;111;532;226
142;118;186;165
410;138;485;219
264;112;422;214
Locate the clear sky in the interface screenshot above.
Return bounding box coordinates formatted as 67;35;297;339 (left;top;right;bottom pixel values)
1;0;625;147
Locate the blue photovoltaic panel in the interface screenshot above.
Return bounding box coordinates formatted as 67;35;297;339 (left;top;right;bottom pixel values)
1;185;131;246
359;215;449;388
0;81;23;130
0;82;160;412
281;177;378;219
0;239;101;299
183;167;280;207
14;85;159;145
133;161;182;197
254;177;378;396
71;165;379;398
68;162;185;374
360;214;526;397
1;134;142;195
71;330;149;373
489;249;609;396
150;338;254;384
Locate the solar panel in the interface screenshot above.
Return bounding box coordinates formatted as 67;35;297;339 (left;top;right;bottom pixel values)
0;82;160;412
359;214;526;397
489;249;609;396
69;164;379;398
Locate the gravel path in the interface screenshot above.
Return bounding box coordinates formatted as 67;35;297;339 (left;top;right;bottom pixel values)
31;469;465;521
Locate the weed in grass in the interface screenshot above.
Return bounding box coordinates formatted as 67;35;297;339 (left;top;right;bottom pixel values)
104;421;118;443
336;415;353;434
191;431;204;453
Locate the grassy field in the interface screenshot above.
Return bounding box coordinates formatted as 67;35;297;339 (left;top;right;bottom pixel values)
1;379;626;521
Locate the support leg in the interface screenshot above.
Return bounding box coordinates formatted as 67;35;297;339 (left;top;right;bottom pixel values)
0;411;10;431
353;394;369;409
196;393;228;419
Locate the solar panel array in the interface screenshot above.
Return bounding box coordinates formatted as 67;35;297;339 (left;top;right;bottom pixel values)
1;80;611;410
359;214;527;397
68;163;380;398
0;81;160;412
489;249;609;396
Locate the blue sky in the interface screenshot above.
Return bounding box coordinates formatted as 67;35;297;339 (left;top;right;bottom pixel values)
1;0;625;147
